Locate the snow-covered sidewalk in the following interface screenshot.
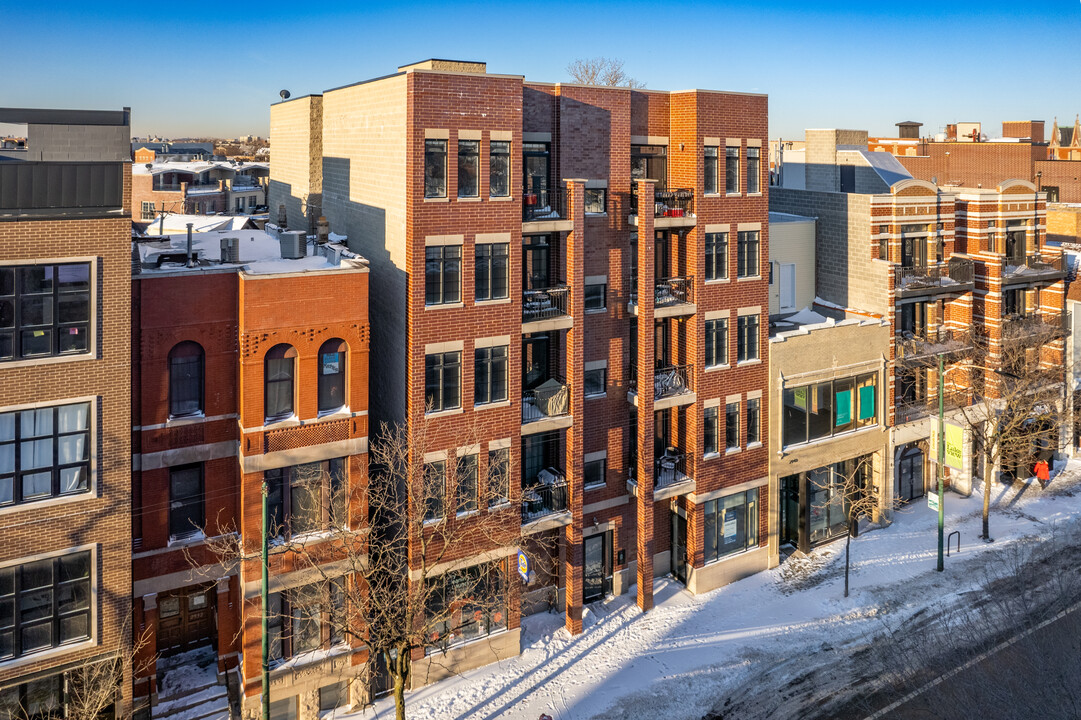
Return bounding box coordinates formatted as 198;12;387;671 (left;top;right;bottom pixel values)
348;464;1081;720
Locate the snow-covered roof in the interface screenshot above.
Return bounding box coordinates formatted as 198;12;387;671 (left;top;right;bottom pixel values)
139;214;255;236
838;149;913;188
135;228;366;277
133;160;269;177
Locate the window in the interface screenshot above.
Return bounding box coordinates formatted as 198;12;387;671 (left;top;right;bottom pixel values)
630;145;667;191
319;681;348;713
0;551;92;660
169;464;204;541
0;673;67;719
318;339;347;414
747;398;761;445
423;460;445;522
474;346;508;405
268;696;297;720
737;231;760;278
456;454;478;514
425;351;461;413
584;367;606;397
425;246;462;305
267;579;345;664
1;263;91;362
705;318;728;368
265;459;346;538
584;457;606;488
264;345;296;422
704;406;718;455
737;314;759;362
705;232;728;281
704;146;719;194
781;372;878;447
168;341;204;417
424;139;447;198
725;146;740;193
425;560;507;653
584;283;606;311
0;402;91;508
488;448;509;506
489;141;510;197
249;195;257;209
457;140;479;198
584;188;607;214
141;201;156;221
475;243;509;301
703;489;758;562
725;402;740;450
746;147;760;194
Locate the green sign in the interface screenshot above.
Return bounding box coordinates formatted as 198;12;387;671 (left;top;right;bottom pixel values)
793;387;807;410
835;389;852;426
858;384;876;420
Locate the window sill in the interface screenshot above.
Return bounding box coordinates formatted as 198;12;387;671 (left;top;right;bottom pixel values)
489;195;513;202
488;500;512;510
705;364;730;373
475;297;511;306
703;193;722;198
0;351;94;370
424;196;450;203
736;275;762;282
424;302;465;311
585;308;607;315
166;412;206;426
423;517;444;526
703;452;721;460
585;392;607;400
457;196;482;203
781;423;880;453
425;407;464;419
747;192;763;197
264;414;300;429
456;509;479;519
726;447;741;455
736;359;762;367
0;638;96;673
585;212;608;217
167;530;207;548
584;483;607;492
746;441;763;450
726;192;742;198
474;399;511;411
317;406;350;420
0;489;94;518
704;278;730;285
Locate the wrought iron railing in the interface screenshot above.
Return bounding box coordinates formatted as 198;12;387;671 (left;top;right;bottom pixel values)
629;188;694;218
521;476;569;521
655;451;690;489
630;363;693;400
522;285;569;322
628;276;694;307
896;327;974;364
1002;312;1069;343
894;258;974;290
1003;253;1065;275
522;378;570;423
523;187;566;222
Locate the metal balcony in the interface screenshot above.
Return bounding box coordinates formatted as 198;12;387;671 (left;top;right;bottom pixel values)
1002;253;1066;284
629;277;696;318
628;189;696;228
893;258;974;298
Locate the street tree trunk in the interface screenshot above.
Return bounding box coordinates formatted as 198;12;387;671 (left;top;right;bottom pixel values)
389;644;410;720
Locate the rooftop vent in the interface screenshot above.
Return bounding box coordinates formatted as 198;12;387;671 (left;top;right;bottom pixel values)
220;237;240;263
279;230;307;259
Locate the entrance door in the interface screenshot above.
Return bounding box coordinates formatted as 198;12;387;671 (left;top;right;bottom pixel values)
901;235;925;269
897;446;925;501
583;533;610;604
370;647;393;699
157;586;214;656
779;263;796;311
780;475;800;547
671;510;687;584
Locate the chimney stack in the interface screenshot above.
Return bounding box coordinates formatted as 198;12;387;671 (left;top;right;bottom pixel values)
185;223;195;267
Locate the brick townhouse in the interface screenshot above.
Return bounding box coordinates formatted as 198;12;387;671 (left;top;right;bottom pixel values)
270;58;771;683
0;108;133;717
129;227;370;720
772;129;1066;504
130;160;269;222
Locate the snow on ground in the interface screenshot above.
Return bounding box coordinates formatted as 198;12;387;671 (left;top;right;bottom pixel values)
343;462;1081;720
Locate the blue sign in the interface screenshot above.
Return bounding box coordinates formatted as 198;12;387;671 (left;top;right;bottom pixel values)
517;551;530;582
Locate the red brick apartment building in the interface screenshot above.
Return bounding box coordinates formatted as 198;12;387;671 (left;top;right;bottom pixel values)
130;229;369;720
0;108;133;716
131;161;269;221
270;59;771;682
772;130;1066;504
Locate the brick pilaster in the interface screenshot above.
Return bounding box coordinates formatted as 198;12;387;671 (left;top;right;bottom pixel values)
635;179;657;612
563;179;587;634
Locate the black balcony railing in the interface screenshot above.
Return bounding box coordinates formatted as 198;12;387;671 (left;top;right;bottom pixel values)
631;363;693;400
1004;253;1065;277
521;474;569;521
630;188;694;218
523;187;566;222
895;388;973;425
896;327;974;364
628;276;694;307
522;378;570;423
1003;312;1069;343
522;285;569;322
655;450;690;489
1;161;124;216
894;258;974;290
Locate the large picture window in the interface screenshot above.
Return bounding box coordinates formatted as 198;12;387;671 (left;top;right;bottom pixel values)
0;402;90;508
782;372;878;447
0;551;92;660
425;246;462;306
317;339;347;414
168;341;204;418
425;560;507;653
703;490;758;563
424;139;447;198
169;463;204;541
425;351;461;413
0;263;91;362
265;458;346;538
267;579;344;663
264;345;296;422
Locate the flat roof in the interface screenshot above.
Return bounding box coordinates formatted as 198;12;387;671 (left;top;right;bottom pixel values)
0;107;130;126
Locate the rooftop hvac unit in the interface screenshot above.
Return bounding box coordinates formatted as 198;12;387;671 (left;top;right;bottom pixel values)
220;237;240;263
279;230;307;259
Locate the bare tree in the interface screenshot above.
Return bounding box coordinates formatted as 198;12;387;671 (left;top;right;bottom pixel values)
566;58;645;88
199;417;553;720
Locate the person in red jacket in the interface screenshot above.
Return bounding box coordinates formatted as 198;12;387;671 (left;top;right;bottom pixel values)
1035;458;1050;489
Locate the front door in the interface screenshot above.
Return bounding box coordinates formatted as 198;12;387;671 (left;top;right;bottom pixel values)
671;510;687;583
157;586;214;657
897;446;925;501
583;533;610;604
781;475;800;547
779;263;796;311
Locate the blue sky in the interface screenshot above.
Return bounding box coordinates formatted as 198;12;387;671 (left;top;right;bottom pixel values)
3;1;1079;140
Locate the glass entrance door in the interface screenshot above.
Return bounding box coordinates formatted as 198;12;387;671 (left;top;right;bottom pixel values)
583;533;610;603
897;446;925;501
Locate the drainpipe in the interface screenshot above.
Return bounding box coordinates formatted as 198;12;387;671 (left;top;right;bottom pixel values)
185;223;195;268
262;482;270;720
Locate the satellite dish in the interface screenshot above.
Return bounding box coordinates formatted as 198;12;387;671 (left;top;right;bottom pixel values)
279;89;291;101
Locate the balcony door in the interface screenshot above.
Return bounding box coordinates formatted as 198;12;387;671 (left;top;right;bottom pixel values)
523;235;552;291
655;230;671;279
898;302;928;339
654;320;671;368
779;263;796;311
524;143;550;199
1005;223;1026;264
522;333;550;391
900;234;926;269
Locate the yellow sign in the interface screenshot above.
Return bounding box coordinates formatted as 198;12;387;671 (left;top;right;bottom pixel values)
931;421;965;471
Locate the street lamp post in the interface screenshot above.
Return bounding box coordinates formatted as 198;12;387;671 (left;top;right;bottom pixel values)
937;354;946;571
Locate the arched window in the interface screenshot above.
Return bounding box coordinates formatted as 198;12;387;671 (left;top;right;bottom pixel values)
169;341;204;417
318;338;347;414
265;344;297;422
